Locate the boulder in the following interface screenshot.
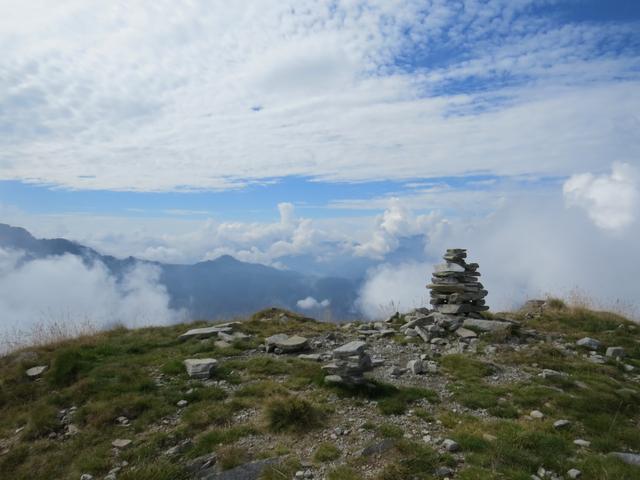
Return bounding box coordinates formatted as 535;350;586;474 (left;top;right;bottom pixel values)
407;359;424;374
184;358;218;379
112;438;132;449
576;337;601;350
606;346;625;359
332;341;367;358
265;334;309;353
443;439;460;452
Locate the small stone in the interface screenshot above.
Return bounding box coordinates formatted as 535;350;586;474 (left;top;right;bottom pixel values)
573;439;590;447
553;419;571;429
609;452;640;466
183;358;218;379
80;475;94;480
530;410;544;419
606;346;625;359
324;375;344;385
25;365;47;378
455;327;477;339
177;400;188;408
360;439;395;457
539;369;568;379
112;438;132;449
407;359;424;374
567;468;582;479
443;438;460;452
295;471;305;479
435;466;454;477
576;337;601;350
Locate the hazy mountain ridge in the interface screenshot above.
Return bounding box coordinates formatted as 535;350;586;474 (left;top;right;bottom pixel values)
0;223;359;320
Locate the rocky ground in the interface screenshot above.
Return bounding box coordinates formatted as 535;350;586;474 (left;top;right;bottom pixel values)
1;301;639;480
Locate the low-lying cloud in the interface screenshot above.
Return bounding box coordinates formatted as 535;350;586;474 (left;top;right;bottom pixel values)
0;249;183;351
296;296;330;310
563;162;638;231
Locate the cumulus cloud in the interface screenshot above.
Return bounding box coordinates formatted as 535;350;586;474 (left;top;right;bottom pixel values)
563;163;639;231
296;297;330;310
0;249;184;350
357;190;640;319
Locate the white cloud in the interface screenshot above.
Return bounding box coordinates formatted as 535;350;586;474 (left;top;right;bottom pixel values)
296;296;330;310
0;248;184;350
0;1;638;190
563;162;639;231
357;190;640;319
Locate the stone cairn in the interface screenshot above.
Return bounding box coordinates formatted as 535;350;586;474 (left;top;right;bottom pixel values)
427;248;488;317
322;341;373;386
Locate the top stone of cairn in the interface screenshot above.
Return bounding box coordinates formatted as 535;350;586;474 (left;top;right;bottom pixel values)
427;249;488;316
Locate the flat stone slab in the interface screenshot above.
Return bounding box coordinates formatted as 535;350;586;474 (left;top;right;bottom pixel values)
463;319;512;332
180;326;233;341
201;457;280;480
26;365;47;378
576;337;601;350
455;327;478;339
265;334;309;353
112;438;132;449
184;358;218;379
606;346;625;358
333;341;367;358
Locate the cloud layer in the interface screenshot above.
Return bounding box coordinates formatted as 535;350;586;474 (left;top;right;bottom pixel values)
0;248;183;350
1;1;639;190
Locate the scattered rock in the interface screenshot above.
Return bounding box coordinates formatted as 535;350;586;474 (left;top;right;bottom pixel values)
553;419;571;429
25;365;47;378
462;319;511;333
360;439;395;457
576;337;601;350
530;410;544;419
435;466;454;477
180;326;232;341
567;468;582;479
609;452;640;466
455;327;477;339
573;439;590;448
407;359;424;374
177;400;188;408
443;438;460;452
200;457;280;480
605;347;625;359
323;341;376;385
80;475;93;480
539;369;568;380
184;358;218;379
112;438;132;449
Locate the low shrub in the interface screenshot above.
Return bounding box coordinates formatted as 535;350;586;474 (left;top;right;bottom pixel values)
264;396;326;433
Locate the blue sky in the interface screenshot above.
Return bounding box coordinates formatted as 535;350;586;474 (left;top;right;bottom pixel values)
1;0;639;313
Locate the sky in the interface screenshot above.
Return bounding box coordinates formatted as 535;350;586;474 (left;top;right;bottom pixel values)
1;0;640;324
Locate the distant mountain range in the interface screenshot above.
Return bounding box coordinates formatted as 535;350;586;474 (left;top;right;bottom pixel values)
0;223;359;320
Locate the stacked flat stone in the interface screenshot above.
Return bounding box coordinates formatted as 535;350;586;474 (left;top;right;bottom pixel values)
322;341;373;385
427;249;489;316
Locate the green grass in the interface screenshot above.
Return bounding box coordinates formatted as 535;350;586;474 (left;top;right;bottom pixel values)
327;466;363;480
264;396;326;433
314;442;341;462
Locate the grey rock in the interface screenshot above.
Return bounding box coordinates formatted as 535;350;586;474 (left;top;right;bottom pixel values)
407;359;423;374
567;468;582;479
26;365;47;378
324;375;344;385
186;454;217;476
435;467;454;477
298;353;322;361
80;475;93;480
553;419;571;429
200;458;281;480
177;399;188;408
184;358;218;379
609;452;640;466
443;438;460;452
360;439;395;457
180;326;232;341
576;337;601;350
530;410;544;419
333;341;367;358
455;327;477;339
112;438;132;449
462;319;512;332
539;369;568;379
606;346;625;359
573;439;590;448
265;334;309;353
